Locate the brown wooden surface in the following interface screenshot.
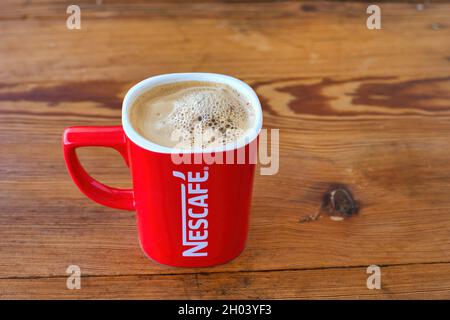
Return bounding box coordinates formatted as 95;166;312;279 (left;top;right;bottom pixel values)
0;1;450;299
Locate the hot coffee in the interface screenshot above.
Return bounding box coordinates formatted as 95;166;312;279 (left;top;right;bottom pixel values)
130;81;255;149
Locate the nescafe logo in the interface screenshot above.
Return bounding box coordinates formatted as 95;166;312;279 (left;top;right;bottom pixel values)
173;168;209;257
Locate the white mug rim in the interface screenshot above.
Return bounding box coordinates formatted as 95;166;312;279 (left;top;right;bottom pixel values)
122;73;263;154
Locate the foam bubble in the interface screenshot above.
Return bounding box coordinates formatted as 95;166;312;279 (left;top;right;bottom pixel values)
166;86;251;149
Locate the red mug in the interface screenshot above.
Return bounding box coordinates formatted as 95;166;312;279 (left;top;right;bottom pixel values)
63;73;263;267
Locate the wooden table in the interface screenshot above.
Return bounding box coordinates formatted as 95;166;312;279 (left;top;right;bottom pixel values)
1;1;450;299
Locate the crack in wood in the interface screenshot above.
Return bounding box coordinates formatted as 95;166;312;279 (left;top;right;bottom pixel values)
2;261;450;281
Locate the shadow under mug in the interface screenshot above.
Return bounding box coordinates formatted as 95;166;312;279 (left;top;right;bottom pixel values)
63;73;263;267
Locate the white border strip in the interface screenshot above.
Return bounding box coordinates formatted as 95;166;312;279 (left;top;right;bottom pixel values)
122;73;263;154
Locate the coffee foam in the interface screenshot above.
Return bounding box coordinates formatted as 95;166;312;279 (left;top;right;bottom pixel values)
130;81;254;149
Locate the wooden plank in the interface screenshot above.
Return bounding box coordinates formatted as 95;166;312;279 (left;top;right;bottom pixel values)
0;1;449;298
1;106;450;278
2;263;450;299
0;2;448;83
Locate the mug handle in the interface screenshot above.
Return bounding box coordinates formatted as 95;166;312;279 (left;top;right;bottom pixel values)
62;126;135;211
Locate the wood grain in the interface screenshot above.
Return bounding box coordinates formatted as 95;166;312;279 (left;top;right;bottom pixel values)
2;263;450;299
0;1;449;299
